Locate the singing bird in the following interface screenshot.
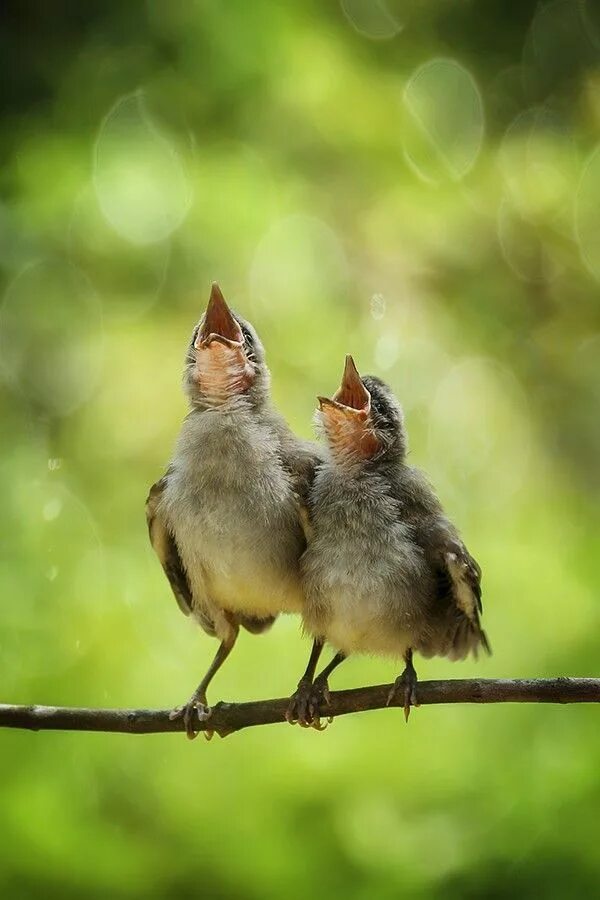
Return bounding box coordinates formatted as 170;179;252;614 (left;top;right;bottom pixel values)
287;356;490;726
147;283;322;738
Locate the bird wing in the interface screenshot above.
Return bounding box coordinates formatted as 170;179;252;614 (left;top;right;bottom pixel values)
440;538;490;659
444;539;483;618
398;468;490;660
145;473;193;618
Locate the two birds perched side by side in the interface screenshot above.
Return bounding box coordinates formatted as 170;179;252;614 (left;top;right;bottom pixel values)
147;285;490;738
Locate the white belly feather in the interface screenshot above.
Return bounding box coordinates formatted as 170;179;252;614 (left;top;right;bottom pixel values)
323;587;413;658
176;517;304;620
161;409;306;630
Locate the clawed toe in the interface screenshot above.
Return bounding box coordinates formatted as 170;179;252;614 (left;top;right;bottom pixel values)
286;678;331;730
286;678;313;727
386;668;419;722
170;698;213;740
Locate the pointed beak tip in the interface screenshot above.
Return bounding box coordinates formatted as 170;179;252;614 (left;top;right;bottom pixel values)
199;282;243;345
343;354;360;379
331;354;370;413
209;282;226;306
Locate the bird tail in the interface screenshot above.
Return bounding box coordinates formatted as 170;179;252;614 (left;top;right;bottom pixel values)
448;610;491;661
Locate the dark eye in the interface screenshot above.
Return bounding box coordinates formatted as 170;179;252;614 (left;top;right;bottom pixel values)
240;324;257;362
371;394;387;423
369;383;394;432
186;326;200;365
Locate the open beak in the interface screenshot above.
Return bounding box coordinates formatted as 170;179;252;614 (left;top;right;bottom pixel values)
195;282;244;349
318;356;379;459
318;355;371;419
192;283;253;401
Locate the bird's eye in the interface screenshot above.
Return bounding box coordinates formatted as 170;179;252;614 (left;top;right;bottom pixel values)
368;386;394;433
186;326;200;365
241;325;257;362
370;392;384;419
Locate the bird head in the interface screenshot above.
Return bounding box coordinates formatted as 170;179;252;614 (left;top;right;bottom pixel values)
317;356;407;464
184;283;269;409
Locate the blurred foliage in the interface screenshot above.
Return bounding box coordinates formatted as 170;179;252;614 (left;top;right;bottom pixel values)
1;1;600;898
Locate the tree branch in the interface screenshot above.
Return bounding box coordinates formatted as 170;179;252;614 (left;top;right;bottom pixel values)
0;678;599;738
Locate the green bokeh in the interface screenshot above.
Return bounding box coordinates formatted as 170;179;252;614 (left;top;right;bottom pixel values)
1;2;600;898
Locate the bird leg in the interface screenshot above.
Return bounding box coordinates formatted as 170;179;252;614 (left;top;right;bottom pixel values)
170;629;238;740
311;651;347;725
288;648;347;729
286;638;324;727
386;648;419;722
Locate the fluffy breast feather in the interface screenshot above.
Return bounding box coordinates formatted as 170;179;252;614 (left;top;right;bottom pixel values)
161;407;306;623
301;466;435;657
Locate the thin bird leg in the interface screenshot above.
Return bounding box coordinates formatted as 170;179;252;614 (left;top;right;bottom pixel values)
313;650;347;692
386;648;419;723
307;651;348;727
285;638;325;725
171;629;239;741
301;638;326;684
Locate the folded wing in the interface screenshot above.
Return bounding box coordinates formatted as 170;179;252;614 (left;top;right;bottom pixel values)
146;474;194;617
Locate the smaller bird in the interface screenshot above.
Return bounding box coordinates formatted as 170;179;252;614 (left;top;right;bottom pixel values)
287;355;490;726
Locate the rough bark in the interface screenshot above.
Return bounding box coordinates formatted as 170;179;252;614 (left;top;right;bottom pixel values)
0;677;598;739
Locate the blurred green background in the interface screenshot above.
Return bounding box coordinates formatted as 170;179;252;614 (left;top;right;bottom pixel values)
1;1;600;897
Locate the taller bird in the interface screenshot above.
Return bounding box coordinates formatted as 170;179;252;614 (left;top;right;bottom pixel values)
287;355;490;726
147;283;321;738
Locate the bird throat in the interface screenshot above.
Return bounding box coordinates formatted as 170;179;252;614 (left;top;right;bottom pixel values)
194;344;254;406
322;409;380;463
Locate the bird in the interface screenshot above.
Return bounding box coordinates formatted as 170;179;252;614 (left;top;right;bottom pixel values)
287;354;490;727
147;282;322;738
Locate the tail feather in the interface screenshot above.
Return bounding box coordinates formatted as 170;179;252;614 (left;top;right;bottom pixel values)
448;611;491;661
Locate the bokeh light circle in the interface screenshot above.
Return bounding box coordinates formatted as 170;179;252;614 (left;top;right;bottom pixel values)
403;58;484;183
68;184;170;320
250;214;347;313
498;106;575;224
340;0;404;40
93;90;191;245
497;197;563;284
427;358;531;506
521;0;600;100
370;293;386;320
0;260;103;416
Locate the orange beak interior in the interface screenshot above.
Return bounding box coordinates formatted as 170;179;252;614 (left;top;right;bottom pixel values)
332;355;371;412
318;355;371;417
195;282;244;347
191;283;253;402
317;357;380;460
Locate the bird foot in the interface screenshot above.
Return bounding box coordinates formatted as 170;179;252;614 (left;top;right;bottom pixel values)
286;676;332;730
169;695;213;741
386;665;419;722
